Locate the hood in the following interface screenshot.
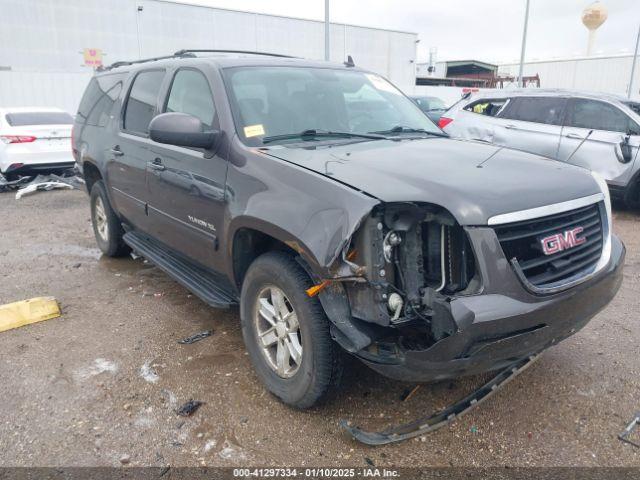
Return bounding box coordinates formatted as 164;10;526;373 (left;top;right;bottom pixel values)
263;137;601;225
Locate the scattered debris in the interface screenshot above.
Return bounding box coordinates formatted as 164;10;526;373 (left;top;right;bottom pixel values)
341;354;540;445
619;412;640;448
178;330;213;345
470;425;479;434
139;361;160;384
74;358;118;381
11;169;84;199
364;457;375;467
119;454;131;465
400;385;420;402
0;297;61;333
15;179;73;199
0;174;31;192
176;399;204;417
218;441;247;460
204;439;217;453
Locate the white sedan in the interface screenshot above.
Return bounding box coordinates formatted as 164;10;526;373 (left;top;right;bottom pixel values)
0;107;75;179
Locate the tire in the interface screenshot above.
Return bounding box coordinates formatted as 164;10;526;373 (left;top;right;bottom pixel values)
623;179;640;210
240;251;344;409
90;180;130;257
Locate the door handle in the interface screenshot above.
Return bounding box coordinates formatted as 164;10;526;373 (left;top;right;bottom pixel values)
565;133;583;139
109;146;124;157
505;124;518;130
147;158;165;171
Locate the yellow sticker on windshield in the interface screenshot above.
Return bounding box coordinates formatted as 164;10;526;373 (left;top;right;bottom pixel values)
244;124;265;138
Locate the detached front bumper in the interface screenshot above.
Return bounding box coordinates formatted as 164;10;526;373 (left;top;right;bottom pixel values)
355;234;625;383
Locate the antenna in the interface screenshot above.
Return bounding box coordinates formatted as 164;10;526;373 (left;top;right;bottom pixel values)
344;55;355;67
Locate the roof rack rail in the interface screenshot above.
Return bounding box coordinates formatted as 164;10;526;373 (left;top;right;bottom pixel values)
98;51;197;72
173;49;296;59
97;49;296;72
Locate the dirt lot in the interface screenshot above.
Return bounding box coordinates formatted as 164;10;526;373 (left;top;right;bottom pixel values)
0;189;638;468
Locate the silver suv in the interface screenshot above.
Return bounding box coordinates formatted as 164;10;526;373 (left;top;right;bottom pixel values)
441;90;640;208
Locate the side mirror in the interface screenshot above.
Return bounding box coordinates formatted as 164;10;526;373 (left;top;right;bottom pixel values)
149;112;218;149
618;135;633;164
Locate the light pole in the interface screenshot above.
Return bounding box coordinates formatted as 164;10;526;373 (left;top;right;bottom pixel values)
324;0;330;61
518;0;531;88
628;23;640;98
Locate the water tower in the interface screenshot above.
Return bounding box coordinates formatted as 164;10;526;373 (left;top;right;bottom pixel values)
582;1;608;56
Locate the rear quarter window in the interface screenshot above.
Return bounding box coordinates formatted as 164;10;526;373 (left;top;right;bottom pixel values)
5;111;73;126
77;73;126;127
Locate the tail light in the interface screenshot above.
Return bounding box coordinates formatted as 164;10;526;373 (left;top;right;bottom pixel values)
438;117;453;129
1;135;37;144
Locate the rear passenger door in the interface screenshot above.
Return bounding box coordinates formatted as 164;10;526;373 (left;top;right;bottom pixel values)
145;67;228;273
108;69;166;231
492;96;566;159
557;98;640;186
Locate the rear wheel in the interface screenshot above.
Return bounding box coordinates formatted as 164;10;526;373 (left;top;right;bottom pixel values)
240;251;343;409
90;180;130;257
624;179;640;209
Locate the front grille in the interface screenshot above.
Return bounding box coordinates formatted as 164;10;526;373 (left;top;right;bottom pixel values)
494;202;604;289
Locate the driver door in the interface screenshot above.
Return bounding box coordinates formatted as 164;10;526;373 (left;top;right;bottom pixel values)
145;67;228;272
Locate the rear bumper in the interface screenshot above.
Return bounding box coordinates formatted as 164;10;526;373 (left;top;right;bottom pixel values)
3;161;75;176
356;235;625;382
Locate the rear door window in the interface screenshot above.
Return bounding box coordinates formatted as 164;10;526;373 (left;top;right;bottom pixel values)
503;97;566;125
463;98;510;117
565;98;632;132
5;112;73;126
123;70;166;135
164;69;216;128
77;73;125;127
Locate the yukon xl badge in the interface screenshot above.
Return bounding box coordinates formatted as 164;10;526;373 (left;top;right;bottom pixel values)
540;226;586;256
187;215;216;232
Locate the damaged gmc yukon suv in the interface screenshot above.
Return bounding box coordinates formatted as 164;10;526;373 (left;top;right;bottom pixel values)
73;52;625;409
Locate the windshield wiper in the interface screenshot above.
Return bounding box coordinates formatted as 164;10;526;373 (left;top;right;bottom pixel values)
372;126;448;137
262;129;386;144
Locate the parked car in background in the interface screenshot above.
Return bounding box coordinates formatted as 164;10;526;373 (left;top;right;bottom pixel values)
440;90;640;208
410;95;448;123
0;107;75;179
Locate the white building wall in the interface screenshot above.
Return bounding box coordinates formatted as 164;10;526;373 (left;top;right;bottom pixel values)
498;55;640;98
0;0;417;114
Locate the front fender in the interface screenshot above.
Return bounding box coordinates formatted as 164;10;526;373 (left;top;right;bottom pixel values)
223;139;379;282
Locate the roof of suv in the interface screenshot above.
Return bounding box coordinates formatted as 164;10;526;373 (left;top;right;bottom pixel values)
468;88;633;104
97;52;365;76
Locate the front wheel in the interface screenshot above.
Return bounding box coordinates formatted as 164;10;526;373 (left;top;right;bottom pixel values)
240;252;343;409
624;179;640;209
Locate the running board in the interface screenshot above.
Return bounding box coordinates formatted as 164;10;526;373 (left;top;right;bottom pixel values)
340;354;540;445
123;231;238;309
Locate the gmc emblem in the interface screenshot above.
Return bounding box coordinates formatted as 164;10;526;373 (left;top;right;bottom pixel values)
540;227;586;256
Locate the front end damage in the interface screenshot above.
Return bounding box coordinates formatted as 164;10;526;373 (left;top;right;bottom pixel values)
312;201;625;383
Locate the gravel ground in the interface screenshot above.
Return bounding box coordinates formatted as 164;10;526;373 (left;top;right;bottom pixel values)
0;189;638;468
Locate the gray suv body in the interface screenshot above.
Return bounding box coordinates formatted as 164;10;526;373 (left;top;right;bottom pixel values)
441;89;640;208
73;52;624;408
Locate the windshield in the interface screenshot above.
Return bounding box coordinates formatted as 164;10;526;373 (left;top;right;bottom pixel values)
223;66;442;146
